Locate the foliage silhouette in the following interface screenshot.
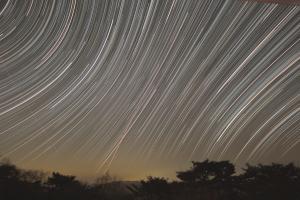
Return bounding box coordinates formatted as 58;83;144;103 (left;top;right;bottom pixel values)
0;160;44;200
130;160;300;200
239;163;300;200
1;158;300;200
129;176;171;200
176;160;235;183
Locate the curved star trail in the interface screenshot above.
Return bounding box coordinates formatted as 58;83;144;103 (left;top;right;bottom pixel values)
0;0;299;179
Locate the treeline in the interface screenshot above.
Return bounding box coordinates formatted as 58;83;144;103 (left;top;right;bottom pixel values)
0;159;131;200
1;159;300;200
130;160;300;200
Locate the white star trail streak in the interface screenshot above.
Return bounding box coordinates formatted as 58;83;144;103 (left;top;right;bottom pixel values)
0;0;299;179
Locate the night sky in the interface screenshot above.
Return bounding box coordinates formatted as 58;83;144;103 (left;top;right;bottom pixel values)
0;0;299;180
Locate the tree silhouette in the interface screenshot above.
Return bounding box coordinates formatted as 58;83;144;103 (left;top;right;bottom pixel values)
129;176;171;200
46;172;86;200
176;160;235;183
176;160;238;200
1;158;300;200
240;163;300;200
0;160;44;200
0;159;20;180
47;172;79;188
92;172;132;200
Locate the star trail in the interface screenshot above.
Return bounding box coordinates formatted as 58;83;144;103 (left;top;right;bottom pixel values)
0;0;299;179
